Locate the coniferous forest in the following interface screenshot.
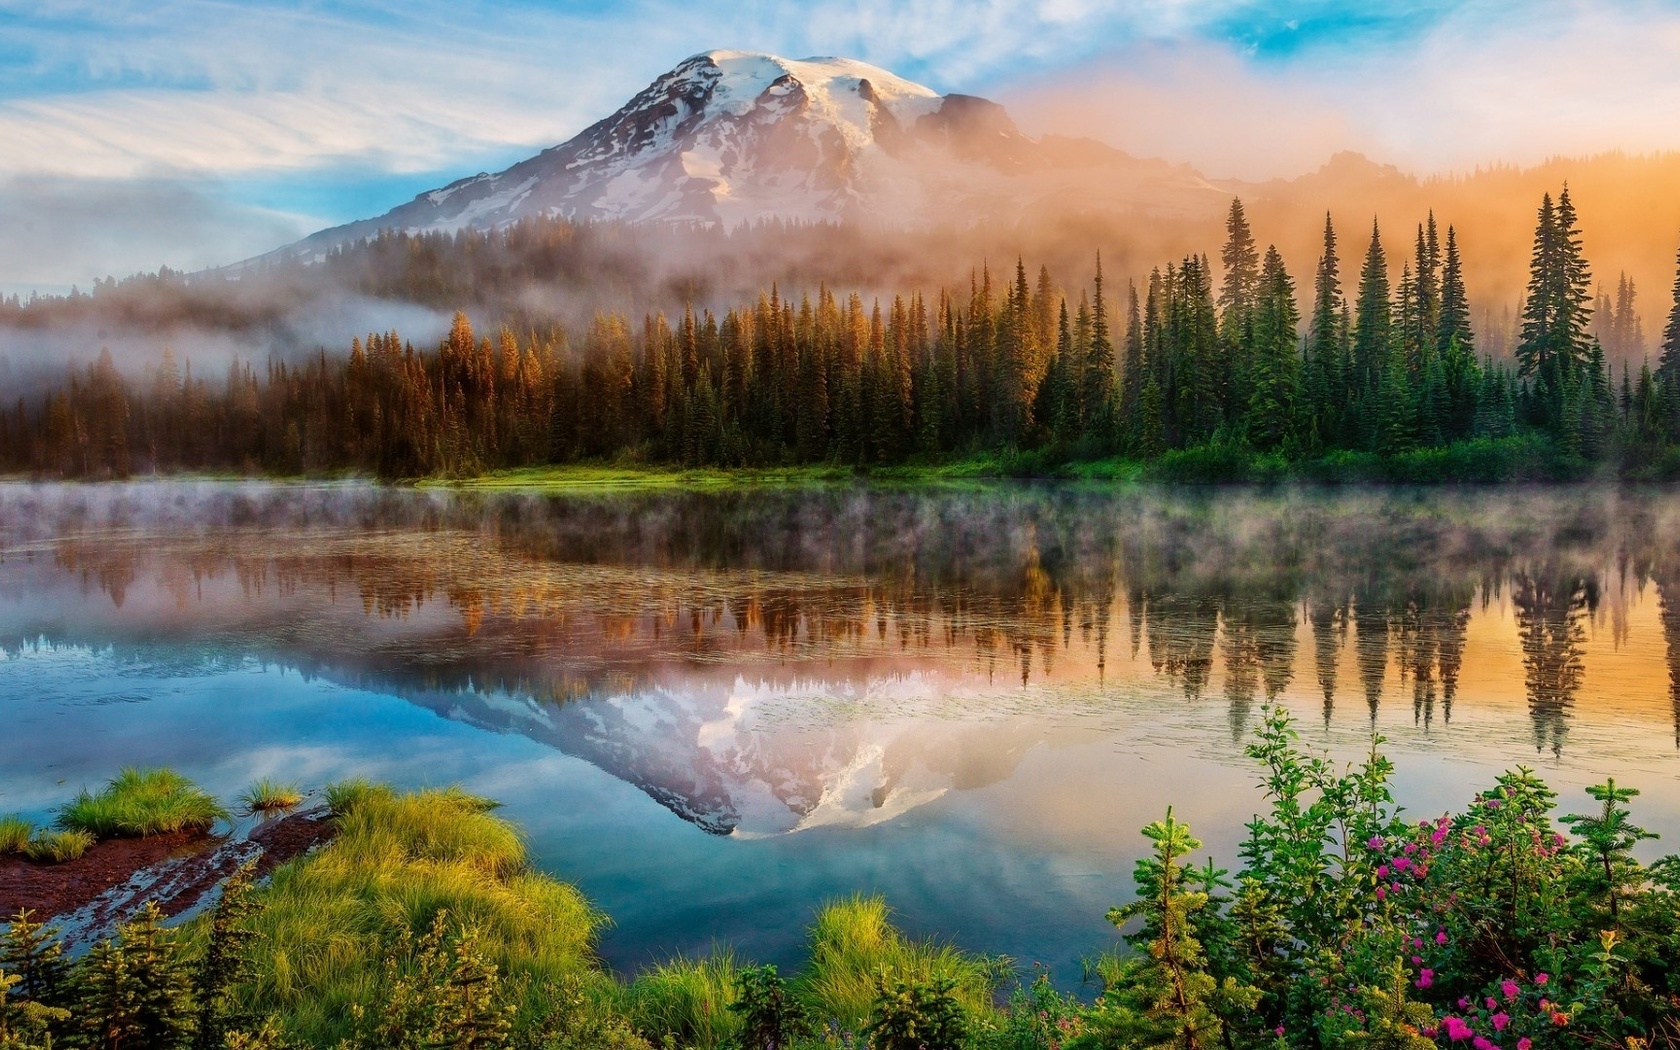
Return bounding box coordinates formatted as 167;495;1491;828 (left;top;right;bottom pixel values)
7;188;1680;482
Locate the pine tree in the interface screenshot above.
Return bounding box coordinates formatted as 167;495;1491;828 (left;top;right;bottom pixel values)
1306;213;1344;447
1353;219;1392;394
1084;254;1116;446
1246;246;1300;452
75;902;196;1050
1436;225;1474;354
1218;198;1260;411
1661;232;1680;385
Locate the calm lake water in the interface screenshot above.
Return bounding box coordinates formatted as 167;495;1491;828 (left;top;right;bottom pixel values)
3;481;1680;981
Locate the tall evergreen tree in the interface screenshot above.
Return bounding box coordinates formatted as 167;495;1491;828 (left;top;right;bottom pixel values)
1660;232;1680;385
1353;219;1393;394
1247;246;1301;451
1436;225;1474;354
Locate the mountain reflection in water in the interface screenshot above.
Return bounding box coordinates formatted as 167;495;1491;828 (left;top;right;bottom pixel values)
3;481;1680;842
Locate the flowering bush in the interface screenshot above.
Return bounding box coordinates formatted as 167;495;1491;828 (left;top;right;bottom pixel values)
1090;708;1680;1049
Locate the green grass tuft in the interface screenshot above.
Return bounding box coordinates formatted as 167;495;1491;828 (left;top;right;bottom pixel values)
239;778;305;814
797;894;1000;1031
321;776;380;817
24;827;94;863
238;784;608;1046
57;767;228;838
0;813;32;855
625;949;741;1050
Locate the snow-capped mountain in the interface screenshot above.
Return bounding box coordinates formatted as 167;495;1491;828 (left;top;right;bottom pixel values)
283;49;1221;254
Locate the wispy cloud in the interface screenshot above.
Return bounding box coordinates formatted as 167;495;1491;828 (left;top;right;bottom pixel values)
1004;0;1680;179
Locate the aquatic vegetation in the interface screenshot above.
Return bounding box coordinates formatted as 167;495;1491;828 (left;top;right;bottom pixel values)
22;828;93;864
321;776;379;816
237;778;303;815
57;767;227;838
0;814;32;855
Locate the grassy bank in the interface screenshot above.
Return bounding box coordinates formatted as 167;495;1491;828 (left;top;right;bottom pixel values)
417;435;1633;492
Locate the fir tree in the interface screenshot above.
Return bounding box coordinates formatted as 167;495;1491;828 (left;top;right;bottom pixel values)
1353;219;1393;394
1661;232;1680;385
1435;225;1473;354
1247;246;1301;452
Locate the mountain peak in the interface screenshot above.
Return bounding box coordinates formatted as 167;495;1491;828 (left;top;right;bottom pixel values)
275;48;1217;258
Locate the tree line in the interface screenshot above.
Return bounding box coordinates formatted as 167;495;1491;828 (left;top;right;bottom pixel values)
6;189;1680;479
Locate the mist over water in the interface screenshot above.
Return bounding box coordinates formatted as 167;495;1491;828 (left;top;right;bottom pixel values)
3;480;1679;977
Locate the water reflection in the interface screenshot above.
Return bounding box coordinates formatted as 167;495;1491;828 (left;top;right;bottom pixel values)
2;482;1679;838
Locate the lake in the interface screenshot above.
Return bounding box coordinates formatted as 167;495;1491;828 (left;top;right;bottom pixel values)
2;481;1678;982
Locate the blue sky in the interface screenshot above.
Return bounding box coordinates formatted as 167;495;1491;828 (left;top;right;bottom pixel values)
3;0;1679;289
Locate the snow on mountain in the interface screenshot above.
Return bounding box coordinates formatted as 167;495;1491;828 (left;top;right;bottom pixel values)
281;49;1220;255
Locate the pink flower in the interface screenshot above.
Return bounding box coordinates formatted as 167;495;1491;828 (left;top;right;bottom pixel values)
1275;1027;1285;1037
1501;979;1519;1002
1535;973;1549;986
1486;998;1498;1010
1518;1040;1532;1050
1411;955;1423;966
1459;998;1472;1010
1375;886;1388;901
1473;1037;1499;1050
1437;930;1449;945
1392;856;1413;872
1492;1013;1510;1032
1444;1016;1475;1041
1377;864;1391;878
1416;969;1434;988
1367;835;1386;849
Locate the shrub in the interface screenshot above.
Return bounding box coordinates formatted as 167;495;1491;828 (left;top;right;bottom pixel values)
238;779;303;815
0;814;31;855
58;767;227;838
730;964;811;1050
23;829;93;864
864;973;967;1050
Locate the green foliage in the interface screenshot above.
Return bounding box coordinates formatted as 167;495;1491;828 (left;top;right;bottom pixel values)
0;966;68;1050
0;816;31;856
72;901;197;1050
625;950;740;1050
337;911;515;1050
58;768;227;838
728;965;810;1050
321;776;378;816
863;973;967;1050
238;783;603;1046
979;972;1085;1050
23;828;94;864
1;913;71;1011
192;861;262;1050
1080;809;1260;1050
797;895;997;1032
238;780;303;815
